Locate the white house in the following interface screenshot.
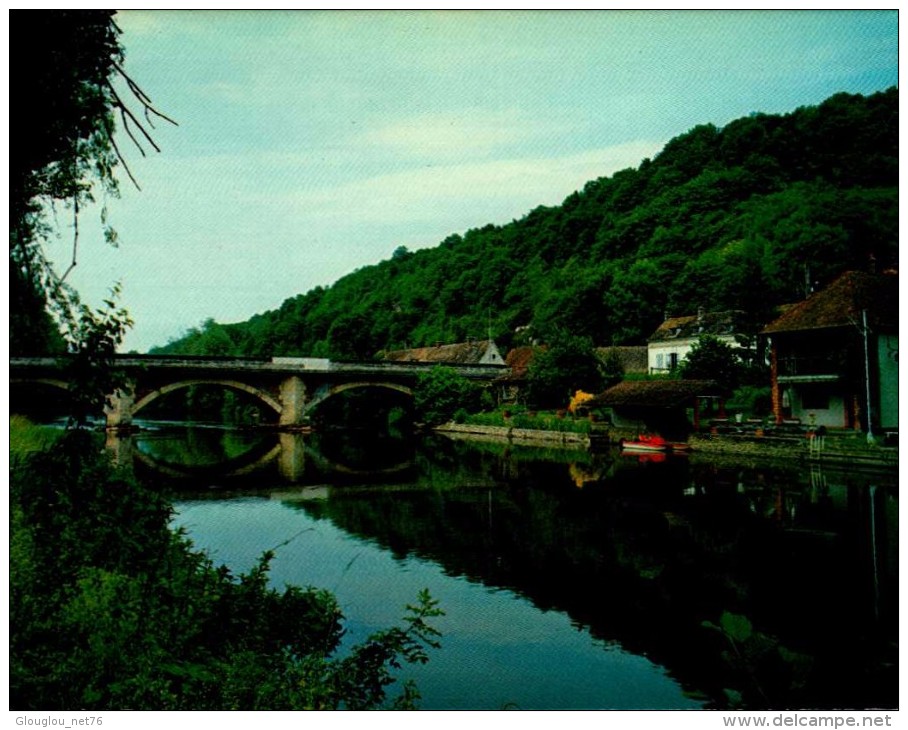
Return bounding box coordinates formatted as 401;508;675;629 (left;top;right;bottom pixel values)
647;309;750;374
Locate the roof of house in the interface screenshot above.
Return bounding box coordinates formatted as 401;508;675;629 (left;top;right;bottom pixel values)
762;271;898;335
588;379;722;409
380;339;499;365
503;345;542;378
648;310;749;343
595;346;649;374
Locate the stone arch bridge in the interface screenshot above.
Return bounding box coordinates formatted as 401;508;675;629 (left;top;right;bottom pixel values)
10;355;507;431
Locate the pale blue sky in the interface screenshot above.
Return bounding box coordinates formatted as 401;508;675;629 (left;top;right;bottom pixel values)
56;10;898;352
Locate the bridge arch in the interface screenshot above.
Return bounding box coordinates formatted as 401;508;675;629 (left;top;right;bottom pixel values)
11;377;70;392
131;379;283;420
10;377;73;420
301;381;414;418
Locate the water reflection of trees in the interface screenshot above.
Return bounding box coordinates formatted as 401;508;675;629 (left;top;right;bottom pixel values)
307;429;416;480
287;444;897;709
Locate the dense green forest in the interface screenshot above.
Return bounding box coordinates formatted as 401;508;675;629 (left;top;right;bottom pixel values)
153;88;898;360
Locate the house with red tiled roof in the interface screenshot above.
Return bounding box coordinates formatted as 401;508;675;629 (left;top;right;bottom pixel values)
762;270;898;434
495;345;545;404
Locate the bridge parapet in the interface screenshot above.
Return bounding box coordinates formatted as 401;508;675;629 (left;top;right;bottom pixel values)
11;355;509;378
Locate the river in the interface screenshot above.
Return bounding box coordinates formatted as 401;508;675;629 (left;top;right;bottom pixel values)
112;422;898;711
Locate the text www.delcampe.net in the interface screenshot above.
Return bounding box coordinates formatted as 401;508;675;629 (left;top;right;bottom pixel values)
722;715;893;728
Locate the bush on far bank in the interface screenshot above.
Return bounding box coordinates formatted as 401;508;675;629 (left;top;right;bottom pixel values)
461;405;594;434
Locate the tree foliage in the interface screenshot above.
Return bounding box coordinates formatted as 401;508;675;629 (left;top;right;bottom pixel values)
10;10;175;355
154;88;897;359
525;334;605;409
61;284;134;427
413;367;489;426
679;335;742;393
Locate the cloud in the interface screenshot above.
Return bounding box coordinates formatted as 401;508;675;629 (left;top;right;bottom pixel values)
115;10;167;36
356;109;575;160
276;139;663;230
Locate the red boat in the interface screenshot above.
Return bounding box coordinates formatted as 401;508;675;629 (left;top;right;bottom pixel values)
619;434;668;453
619;434;692;454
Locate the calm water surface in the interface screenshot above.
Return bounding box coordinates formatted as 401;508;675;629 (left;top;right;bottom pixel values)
119;424;898;710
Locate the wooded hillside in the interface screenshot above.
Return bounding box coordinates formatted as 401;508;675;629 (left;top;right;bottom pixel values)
153;88;897;359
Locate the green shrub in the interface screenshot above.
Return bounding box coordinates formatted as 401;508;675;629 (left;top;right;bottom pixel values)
726;385;773;418
413;366;486;425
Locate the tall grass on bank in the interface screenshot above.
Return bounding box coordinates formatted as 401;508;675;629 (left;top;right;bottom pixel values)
10;415;61;457
462;407;593;434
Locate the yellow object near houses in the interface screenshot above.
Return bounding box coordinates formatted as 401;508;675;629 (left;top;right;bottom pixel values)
568;390;595;415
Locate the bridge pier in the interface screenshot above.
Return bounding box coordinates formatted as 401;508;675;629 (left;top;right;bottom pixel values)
278;432;307;482
104;431;136;473
279;376;309;430
104;387;135;431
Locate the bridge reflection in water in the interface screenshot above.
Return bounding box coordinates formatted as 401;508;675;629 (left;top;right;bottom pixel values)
105;423;416;485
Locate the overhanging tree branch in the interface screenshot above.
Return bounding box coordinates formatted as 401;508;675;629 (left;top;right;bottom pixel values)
112;61;178;127
58;196;79;283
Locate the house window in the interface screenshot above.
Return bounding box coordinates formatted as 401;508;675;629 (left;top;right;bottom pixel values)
668;353;679;371
655;353;664;370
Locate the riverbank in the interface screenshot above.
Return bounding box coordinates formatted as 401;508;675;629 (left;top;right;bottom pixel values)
434;422;590;448
688;432;898;468
433;422;898;468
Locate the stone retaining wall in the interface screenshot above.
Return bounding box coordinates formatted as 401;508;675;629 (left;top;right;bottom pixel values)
434;422;589;447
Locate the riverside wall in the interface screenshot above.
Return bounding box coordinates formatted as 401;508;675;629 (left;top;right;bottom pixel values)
434;422;898;468
433;422;590;448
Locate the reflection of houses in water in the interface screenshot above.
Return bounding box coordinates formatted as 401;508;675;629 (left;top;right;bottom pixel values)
686;459;897;626
294;451;896;707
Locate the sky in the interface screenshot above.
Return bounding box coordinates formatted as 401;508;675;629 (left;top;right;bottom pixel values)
53;9;898;353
